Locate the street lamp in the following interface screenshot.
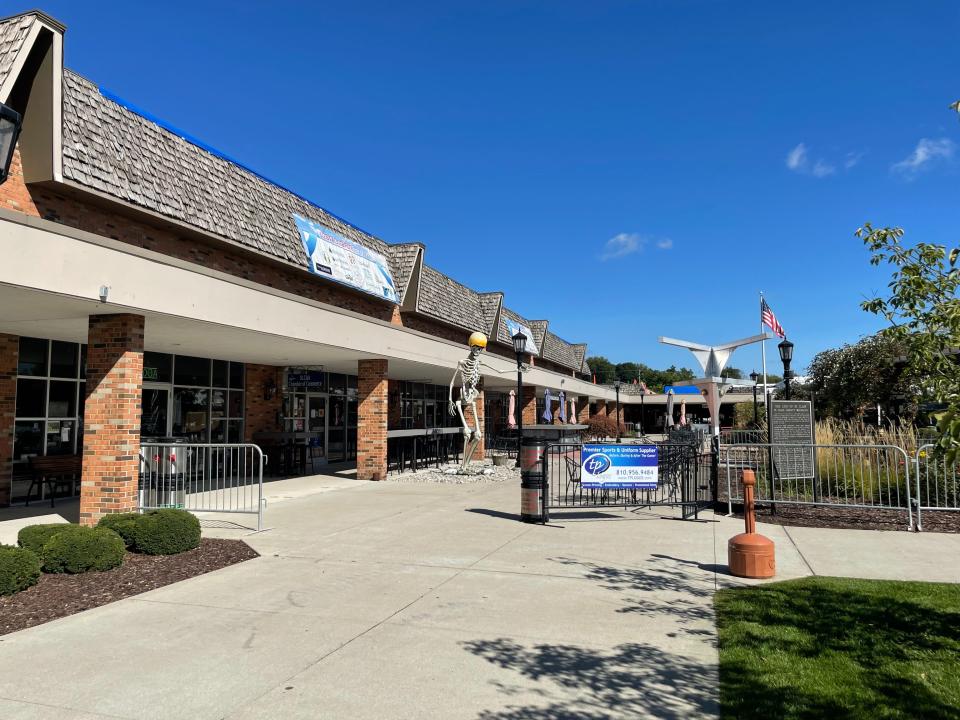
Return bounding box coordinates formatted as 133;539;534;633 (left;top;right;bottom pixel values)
511;330;527;465
749;370;759;424
778;338;795;400
0;102;23;186
613;378;622;443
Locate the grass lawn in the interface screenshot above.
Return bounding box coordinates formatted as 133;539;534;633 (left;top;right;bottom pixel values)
716;576;960;719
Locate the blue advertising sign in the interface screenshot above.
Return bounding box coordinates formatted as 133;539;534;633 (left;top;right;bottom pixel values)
581;444;658;490
293;214;399;302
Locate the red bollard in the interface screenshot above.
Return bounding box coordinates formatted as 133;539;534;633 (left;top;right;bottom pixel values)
728;469;776;579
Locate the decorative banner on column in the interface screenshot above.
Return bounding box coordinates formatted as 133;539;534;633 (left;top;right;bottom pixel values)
581;444;658;490
293;214;399;302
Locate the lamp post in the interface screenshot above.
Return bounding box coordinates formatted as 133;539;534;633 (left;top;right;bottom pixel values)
512;330;527;466
778;338;795;400
749;370;759;424
0;102;23;186
613;378;622;443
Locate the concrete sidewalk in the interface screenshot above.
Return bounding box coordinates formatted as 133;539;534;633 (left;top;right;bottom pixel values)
0;477;955;719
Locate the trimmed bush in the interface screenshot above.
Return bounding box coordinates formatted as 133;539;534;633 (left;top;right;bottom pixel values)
17;523;73;555
97;512;141;549
41;526;125;574
131;509;200;555
0;544;41;595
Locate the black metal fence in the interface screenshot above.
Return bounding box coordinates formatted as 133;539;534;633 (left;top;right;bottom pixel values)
542;442;713;520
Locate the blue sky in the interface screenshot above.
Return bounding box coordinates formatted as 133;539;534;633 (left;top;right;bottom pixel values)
34;1;959;372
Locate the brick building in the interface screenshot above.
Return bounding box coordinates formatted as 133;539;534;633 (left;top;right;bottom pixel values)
0;10;732;520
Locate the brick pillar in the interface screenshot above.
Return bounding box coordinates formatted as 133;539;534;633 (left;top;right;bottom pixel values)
357;359;388;481
592;402;607;419
0;334;17;507
472;383;485;461
244;364;282;441
80;314;145;525
520;385;537;425
577;396;590;425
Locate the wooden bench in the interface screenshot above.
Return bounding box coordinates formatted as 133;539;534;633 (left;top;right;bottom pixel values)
27;455;82;507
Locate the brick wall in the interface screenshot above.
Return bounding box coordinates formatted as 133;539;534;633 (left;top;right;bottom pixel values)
0;334;17;506
0;150;39;216
244;364;282;441
357;359;388;481
576;396;590;424
79;314;144;525
592;402;607;419
471;385;484;460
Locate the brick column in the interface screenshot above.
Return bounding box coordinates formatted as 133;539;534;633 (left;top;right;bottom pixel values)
357;359;388;481
577;396;590;425
0;334;17;507
472;384;485;461
520;385;537;425
592;402;607;419
80;314;145;525
244;364;282;441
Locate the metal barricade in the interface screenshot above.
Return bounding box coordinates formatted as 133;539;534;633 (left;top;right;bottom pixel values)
915;444;960;530
139;443;265;530
720;443;915;530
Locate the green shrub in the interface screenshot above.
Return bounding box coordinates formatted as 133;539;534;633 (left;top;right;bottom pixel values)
97;512;141;549
131;509;200;555
41;526;125;574
0;545;41;595
17;523;73;555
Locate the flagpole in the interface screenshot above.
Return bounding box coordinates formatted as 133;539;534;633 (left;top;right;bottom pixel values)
760;291;769;419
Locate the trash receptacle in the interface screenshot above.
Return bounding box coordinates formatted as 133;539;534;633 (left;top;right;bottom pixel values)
520;436;547;523
141;442;186;508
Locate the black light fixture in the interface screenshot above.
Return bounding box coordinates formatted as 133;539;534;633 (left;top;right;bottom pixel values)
511;330;527;466
613;377;622;443
0;103;23;186
778;338;795;400
749;370;759;424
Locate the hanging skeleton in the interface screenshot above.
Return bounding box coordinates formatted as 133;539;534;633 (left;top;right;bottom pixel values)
449;332;487;472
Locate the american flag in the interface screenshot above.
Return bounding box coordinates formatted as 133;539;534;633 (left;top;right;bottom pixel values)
761;298;785;338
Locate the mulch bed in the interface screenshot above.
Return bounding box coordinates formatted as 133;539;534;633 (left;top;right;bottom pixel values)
0;538;258;637
727;502;960;533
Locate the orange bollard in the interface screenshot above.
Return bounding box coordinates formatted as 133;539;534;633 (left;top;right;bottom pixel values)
728;469;776;579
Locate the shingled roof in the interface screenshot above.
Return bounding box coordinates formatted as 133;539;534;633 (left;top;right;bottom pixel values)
497;307;545;352
59;70;417;301
541;331;581;371
415;265;487;333
0;13;36;97
477;292;502;336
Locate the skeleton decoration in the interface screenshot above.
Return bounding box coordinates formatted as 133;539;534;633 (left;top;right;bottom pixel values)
449;332;487;472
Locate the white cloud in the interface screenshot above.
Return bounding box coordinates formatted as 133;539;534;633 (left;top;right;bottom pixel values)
656;238;673;250
786;143;807;171
812;160;835;177
891;138;955;177
600;232;643;261
844;151;864;169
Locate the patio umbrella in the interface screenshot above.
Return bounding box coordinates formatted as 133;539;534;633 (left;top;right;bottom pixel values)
570;397;578;424
543;389;553;423
507;389;516;428
679;399;687;426
558;391;567;423
666;390;675;428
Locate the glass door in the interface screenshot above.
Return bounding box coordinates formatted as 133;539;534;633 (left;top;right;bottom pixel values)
328;395;346;462
141;385;171;439
306;395;327;461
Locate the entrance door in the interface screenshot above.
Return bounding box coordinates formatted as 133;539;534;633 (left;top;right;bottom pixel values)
306;395;327;462
141;386;170;438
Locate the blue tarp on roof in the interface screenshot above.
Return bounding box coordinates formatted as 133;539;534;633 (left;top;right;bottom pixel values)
663;386;701;395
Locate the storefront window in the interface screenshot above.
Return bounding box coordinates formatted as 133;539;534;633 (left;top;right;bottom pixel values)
47;381;77;418
143;352;172;383
15;378;45;418
50;341;78;378
173;387;209;441
17;337;47;376
212;360;229;388
174;355;210;386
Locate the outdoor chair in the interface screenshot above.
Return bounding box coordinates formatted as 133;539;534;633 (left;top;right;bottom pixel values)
26;455;82;507
563;456;583;504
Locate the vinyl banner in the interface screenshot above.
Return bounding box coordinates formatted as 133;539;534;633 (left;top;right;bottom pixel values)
293;214;399;302
581;444;659;490
505;319;539;355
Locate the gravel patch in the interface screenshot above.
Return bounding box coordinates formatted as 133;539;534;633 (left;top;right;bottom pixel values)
386;459;520;484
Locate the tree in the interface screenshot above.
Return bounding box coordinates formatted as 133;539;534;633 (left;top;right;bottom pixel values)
858;223;960;460
614;362;641;383
721;366;744;380
586;356;615;383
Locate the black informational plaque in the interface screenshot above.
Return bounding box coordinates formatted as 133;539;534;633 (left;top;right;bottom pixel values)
769;400;815;480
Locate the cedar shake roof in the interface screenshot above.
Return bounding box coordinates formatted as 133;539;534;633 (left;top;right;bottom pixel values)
0;13;37;96
415;265;487;333
477;292;502;336
541;330;580;370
